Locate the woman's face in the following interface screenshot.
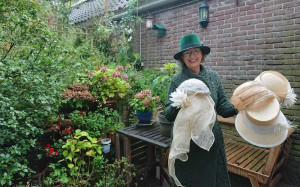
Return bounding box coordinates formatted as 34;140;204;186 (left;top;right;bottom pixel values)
181;48;203;74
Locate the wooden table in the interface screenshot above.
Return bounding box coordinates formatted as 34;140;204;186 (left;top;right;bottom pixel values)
115;122;172;186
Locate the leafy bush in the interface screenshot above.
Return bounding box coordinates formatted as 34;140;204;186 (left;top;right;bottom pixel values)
152;63;179;104
70;108;124;138
89;66;130;103
0;1;96;185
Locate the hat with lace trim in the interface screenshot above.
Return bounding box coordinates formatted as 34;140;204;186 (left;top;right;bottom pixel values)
168;78;216;186
235;97;291;148
255;71;296;108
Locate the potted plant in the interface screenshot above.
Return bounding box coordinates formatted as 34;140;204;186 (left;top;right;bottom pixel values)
61;83;98;118
89;66;130;109
130;89;160;124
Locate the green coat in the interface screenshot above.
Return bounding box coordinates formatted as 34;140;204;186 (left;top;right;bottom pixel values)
164;65;237;187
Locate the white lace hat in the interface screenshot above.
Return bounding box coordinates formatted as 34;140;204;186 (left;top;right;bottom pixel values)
235;98;290;148
168;78;216;186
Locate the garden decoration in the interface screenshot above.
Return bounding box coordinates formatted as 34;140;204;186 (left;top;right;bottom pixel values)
130;89;160;124
89;66;130;108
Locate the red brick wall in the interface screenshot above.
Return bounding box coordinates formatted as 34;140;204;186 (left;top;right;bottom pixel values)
133;0;299;122
132;0;300;180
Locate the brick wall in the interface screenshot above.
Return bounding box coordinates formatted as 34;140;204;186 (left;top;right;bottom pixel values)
132;0;300;182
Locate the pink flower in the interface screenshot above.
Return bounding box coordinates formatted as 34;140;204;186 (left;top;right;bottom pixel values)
112;71;121;78
143;98;151;108
100;67;108;72
154;96;160;102
57;125;60;130
117;66;124;71
55;152;59;156
102;76;108;81
50;148;54;155
139;90;152;97
50;125;54;131
135;93;143;99
45;144;50;150
57;119;61;125
123;74;128;79
46;154;50;157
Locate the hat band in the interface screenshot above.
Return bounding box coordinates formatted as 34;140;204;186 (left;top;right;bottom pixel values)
243;111;279;134
181;43;203;51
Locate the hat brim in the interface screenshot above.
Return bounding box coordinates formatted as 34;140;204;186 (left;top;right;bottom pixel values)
235;111;288;148
173;45;210;60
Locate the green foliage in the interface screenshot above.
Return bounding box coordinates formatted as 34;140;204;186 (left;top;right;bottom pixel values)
95;157;136;187
152;63;179;104
89;66;130;102
44;129;103;186
70;108;124;138
0;0;97;185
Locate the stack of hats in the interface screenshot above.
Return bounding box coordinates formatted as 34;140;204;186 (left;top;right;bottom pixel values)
231;71;297;148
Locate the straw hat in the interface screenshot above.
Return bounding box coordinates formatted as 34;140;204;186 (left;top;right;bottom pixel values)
230;81;276;111
235;97;290;148
255;71;296;108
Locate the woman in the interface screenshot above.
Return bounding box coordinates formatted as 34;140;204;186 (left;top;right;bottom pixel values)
164;33;237;186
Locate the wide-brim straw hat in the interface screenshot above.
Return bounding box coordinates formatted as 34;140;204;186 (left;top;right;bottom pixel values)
255;71;296;108
174;33;210;60
235;98;289;148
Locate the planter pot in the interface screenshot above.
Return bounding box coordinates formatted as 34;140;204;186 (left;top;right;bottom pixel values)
101;138;111;154
158;111;173;137
136;110;153;124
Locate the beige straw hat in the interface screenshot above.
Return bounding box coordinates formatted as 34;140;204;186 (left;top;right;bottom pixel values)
230;81;276;111
255;71;296;108
235;98;290;148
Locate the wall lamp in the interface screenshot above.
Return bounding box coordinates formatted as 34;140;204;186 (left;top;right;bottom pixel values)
145;15;154;29
199;1;209;28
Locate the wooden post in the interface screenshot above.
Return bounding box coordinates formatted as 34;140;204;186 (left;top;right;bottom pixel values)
146;143;156;179
124;136;131;187
115;133;120;160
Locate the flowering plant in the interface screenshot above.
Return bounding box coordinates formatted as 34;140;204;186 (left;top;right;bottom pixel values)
89;66;130;103
130;89;160;111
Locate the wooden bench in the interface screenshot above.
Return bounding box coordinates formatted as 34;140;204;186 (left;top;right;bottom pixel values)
218;116;293;187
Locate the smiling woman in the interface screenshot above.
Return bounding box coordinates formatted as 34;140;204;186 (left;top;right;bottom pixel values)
181;48;203;74
164;33;238;187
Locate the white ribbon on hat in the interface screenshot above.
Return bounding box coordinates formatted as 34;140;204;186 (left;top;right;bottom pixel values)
243;111;290;135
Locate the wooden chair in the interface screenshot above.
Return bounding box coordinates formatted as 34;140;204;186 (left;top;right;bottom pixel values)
218;116;293;187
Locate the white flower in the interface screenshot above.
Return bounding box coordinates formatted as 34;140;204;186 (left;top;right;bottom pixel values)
170;89;188;108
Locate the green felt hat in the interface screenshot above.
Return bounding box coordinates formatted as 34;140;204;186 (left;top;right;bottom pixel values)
174;34;210;60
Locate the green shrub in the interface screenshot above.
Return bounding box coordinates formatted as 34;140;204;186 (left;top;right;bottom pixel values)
0;1;96;185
